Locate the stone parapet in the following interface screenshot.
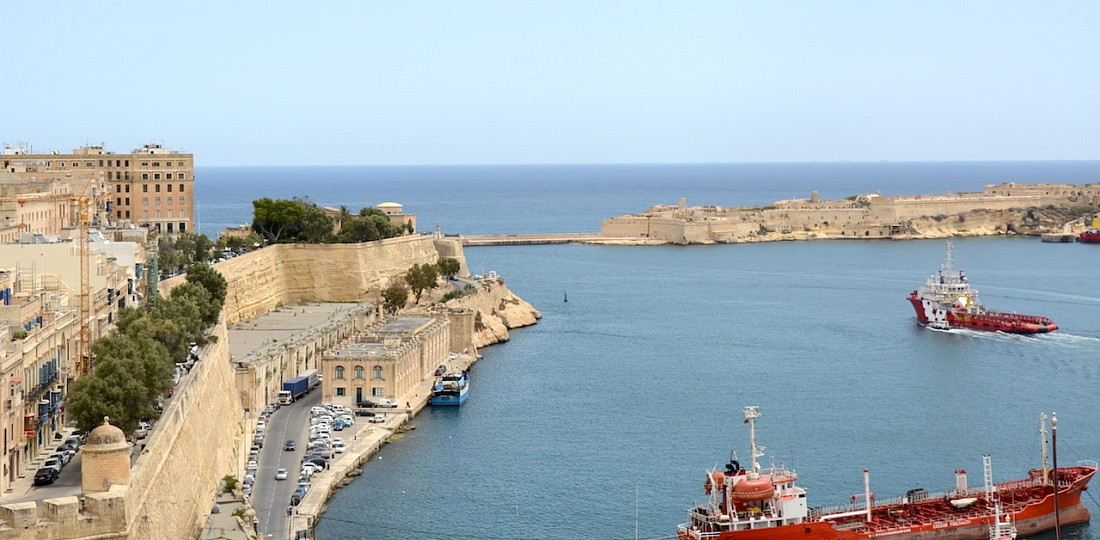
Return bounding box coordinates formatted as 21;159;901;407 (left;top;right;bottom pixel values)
0;486;127;539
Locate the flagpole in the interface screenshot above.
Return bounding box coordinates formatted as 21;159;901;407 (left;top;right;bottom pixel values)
1052;412;1060;540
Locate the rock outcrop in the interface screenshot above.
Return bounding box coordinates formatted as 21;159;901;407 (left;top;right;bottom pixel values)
443;278;541;348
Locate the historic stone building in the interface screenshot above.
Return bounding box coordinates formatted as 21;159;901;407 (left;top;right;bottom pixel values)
321;316;449;407
2;143;195;235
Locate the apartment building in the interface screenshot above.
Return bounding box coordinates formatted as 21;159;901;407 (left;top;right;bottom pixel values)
2;143;194;235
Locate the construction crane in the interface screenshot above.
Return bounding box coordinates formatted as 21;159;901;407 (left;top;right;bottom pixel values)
0;181;100;377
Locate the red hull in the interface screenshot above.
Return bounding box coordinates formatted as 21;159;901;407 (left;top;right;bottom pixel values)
1080;231;1100;243
679;467;1096;540
907;291;1057;334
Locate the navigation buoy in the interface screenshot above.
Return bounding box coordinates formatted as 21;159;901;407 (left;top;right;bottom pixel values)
564;291;568;303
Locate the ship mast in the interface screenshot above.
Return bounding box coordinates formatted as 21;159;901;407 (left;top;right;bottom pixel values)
744;406;764;478
943;241;955;274
1040;412;1050;486
1052;412;1061;540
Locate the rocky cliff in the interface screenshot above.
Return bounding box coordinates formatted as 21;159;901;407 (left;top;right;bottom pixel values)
442;278;542;348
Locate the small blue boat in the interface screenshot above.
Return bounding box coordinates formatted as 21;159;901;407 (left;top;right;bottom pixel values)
430;371;469;406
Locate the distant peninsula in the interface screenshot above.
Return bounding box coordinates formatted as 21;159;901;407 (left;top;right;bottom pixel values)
598;182;1100;245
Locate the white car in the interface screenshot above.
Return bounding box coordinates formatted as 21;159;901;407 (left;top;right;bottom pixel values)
275;468;288;480
368;416;386;424
332;441;347;454
375;398;399;408
246;460;258;471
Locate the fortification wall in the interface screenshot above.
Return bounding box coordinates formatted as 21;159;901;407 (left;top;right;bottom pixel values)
125;320;242;540
0;487;128;539
175;235;446;325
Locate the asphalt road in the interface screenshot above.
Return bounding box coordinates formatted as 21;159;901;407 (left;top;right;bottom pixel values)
254;389;321;539
8;449;84;504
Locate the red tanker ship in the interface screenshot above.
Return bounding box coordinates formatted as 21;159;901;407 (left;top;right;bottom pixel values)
677;407;1095;540
907;242;1056;334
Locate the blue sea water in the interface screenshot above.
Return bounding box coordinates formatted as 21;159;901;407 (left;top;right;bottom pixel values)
195;162;1100;540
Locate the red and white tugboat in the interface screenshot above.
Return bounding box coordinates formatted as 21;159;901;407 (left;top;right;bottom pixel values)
676;408;1096;540
907;241;1057;334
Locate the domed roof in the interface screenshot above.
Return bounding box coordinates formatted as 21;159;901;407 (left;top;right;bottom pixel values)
86;417;129;451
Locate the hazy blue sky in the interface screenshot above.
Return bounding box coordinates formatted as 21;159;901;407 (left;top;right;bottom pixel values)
3;2;1098;166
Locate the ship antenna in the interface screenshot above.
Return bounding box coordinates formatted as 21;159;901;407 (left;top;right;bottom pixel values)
1052;412;1061;540
1040;412;1050;486
744;406;765;478
943;241;954;273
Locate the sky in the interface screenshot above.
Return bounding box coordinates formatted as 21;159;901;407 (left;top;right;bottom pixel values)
3;2;1099;166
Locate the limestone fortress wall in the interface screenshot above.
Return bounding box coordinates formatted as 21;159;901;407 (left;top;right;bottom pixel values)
601;182;1100;244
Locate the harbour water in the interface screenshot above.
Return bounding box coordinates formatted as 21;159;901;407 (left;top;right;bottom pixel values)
196;162;1100;539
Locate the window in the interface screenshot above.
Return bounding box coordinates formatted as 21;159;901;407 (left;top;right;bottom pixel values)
179;223;186;232
116;197;122;206
152;161;160;167
98;160;104;167
167;223;173;233
156;184;161;192
168;210;174;218
124;172;130;180
116;211;122;219
178;197;184;205
354;366;364;379
142;197;148;206
71;162;78;167
371;387;384;397
335;366;345;379
335;387;346;397
116;184;121;193
167;197;173;205
155;210;161;218
179;183;185;191
155;197;161;206
179;209;186;218
125;197;130;205
154;173;161;180
141;161;148;167
84;161;93;167
143;210;148;219
372;365;383;379
126;210;130;219
125;160;130;167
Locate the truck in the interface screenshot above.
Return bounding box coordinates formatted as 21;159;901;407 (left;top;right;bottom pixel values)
277;376;310;405
301;368;320;391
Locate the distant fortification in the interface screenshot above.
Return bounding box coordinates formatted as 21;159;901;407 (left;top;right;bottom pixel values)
601;182;1100;244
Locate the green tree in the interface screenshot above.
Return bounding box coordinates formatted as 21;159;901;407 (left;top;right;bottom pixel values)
381;286;409;315
170;282;218;327
299;204;334;243
404;263;439;304
437;258;461;277
252;198;307;243
157;233;215;275
185;263;228;308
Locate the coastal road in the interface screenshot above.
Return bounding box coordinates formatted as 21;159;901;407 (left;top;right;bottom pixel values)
254;389;320;539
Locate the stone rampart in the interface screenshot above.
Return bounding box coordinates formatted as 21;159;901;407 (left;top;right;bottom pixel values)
125;319;242;539
0;487;127;539
165;235;445;325
443;279;541;348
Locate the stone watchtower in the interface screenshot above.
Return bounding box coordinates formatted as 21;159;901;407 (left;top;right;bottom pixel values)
82;417;131;493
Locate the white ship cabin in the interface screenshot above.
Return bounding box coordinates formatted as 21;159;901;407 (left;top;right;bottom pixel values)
685;458;809;534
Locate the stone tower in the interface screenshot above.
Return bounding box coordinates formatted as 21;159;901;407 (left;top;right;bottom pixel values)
82;417;131;493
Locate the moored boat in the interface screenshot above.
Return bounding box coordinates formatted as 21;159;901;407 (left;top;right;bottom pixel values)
676;407;1096;540
430;370;469;406
907;241;1057;333
1079;216;1100;243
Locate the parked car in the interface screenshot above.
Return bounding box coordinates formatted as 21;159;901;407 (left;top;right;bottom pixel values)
246;460;258;471
290;492;302;506
51;451;71;466
134;422;150;439
33;467;59;486
354;409;375;417
275;468;288;480
332;441;347;454
356;400;378;408
368;416;386;424
43;457;63;473
375;398;399;408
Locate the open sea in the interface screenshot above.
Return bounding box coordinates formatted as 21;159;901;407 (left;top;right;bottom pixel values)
196;162;1100;540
